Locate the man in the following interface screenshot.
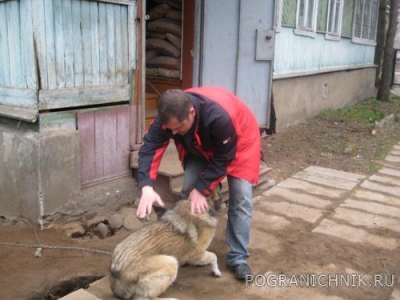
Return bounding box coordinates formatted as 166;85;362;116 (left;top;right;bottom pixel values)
136;86;261;280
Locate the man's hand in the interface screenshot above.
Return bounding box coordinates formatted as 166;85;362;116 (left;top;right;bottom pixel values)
189;188;209;215
136;186;164;219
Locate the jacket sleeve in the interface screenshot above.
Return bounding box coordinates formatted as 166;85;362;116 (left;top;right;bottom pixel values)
138;116;170;189
193;117;238;196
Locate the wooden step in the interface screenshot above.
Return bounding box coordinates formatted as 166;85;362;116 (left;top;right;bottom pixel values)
146;93;159;110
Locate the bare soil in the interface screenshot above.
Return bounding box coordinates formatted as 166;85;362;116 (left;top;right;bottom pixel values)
0;97;399;300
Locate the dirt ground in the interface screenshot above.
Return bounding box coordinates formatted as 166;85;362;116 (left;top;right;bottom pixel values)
0;96;399;300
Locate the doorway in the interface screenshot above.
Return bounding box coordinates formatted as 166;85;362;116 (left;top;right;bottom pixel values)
144;0;194;128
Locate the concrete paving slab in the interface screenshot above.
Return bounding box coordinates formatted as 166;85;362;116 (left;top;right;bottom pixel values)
252;209;292;230
390;150;400;156
353;189;400;207
390;288;400;300
393;144;400;150
292;171;360;191
385;155;400;163
378;167;400;178
304;166;366;182
277;178;348;199
59;289;101;300
332;207;400;233
369;174;400;187
258;200;323;223
342;198;400;220
86;276;115;300
262;186;332;208
249;229;282;255
361;180;400;197
312;219;399;250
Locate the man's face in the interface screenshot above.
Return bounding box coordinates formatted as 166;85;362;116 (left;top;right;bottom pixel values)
165;107;196;135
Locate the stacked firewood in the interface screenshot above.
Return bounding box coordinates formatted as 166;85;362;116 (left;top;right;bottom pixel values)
146;0;182;79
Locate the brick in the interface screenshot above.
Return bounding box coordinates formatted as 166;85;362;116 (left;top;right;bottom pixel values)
312;219;398;250
87;276;115;300
262;186;332;208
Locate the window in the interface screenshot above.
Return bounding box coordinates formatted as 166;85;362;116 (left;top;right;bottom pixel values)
352;0;379;45
326;0;344;40
295;0;319;37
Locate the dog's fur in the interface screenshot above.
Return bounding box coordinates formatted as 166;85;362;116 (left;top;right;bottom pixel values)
110;200;222;300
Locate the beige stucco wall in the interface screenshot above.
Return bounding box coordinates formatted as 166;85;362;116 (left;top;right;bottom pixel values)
272;67;377;130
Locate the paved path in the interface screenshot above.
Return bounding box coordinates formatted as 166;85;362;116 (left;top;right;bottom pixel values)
62;143;400;300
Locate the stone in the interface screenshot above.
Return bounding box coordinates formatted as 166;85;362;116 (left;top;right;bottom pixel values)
108;214;123;231
62;221;86;238
119;206;136;219
83;211;97;221
87;215;107;228
123;214;144;231
97;223;111;239
343;144;353;155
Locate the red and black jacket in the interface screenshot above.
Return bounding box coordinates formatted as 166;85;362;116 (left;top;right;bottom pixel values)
138;86;261;196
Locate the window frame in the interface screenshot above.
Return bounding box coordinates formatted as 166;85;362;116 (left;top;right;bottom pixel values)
325;0;344;41
352;0;379;45
294;0;319;38
274;0;283;32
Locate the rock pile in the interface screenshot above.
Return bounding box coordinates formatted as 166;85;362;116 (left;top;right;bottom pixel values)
146;0;182;79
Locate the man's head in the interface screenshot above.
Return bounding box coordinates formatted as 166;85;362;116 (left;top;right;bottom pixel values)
158;89;196;135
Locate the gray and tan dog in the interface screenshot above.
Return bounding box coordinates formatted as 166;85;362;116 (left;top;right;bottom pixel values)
110;200;222;300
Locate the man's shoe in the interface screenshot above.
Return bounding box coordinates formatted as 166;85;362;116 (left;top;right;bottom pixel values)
227;263;252;280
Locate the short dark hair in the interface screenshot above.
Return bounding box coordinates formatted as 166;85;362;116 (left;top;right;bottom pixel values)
158;89;193;124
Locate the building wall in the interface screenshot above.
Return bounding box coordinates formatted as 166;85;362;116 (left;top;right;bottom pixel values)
274;27;376;76
0;119;136;223
273;67;376;130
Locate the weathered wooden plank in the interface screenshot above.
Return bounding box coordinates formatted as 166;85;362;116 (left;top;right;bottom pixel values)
90;1;100;85
120;5;129;83
114;5;123;84
38;85;130;110
78;111;96;184
6;1;19;87
127;3;137;70
98;2;108;85
95;0;136;6
72;0;83;87
116;106;130;173
94;110;105;178
81;0;93;85
0;86;38;108
20;0;35;89
32;0;48;89
39;111;77;130
8;1;24;88
53;0;65;88
0;3;11;86
63;0;75;88
43;0;56;89
103;108;117;175
106;3;116;84
0;104;38;123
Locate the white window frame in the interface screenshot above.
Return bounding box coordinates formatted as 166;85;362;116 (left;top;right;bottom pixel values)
352;0;379;45
295;0;319;38
325;0;344;41
274;0;283;32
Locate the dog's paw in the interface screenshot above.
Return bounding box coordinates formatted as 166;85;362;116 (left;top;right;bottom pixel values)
212;269;222;277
